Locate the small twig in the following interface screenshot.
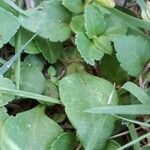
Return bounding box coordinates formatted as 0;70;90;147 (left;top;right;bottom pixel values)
110;127;142;139
141;142;150;149
76;144;82;150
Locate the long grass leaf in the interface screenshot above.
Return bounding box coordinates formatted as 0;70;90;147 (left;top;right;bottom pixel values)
0;87;61;104
104;6;150;30
116;132;150;150
122;82;150;104
2;0;28;16
113;115;150;128
85;104;150;115
128;123;141;150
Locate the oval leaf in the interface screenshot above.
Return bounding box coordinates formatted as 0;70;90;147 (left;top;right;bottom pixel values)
19;0;71;42
114;35;150;76
59;73;118;150
20;63;45;94
0;106;63;150
0;76;15;106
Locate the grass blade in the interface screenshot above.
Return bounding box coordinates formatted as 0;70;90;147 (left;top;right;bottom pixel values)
104;6;150;30
113;115;150;128
0;34;37;75
15;29;21;90
2;0;28;16
85;104;150;115
128;123;141;150
0;87;61;104
122;82;150;104
116;132;150;150
135;0;150;20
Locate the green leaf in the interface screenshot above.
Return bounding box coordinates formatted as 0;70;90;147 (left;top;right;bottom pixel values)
24;55;44;71
100;53;128;84
19;0;71;42
95;0;115;8
0;7;20;49
114;35;150;76
76;32;104;65
10;28;39;54
85;104;150;115
43;80;59;100
0;76;15;106
59;73;118;150
62;0;84;13
128;123;141;150
35;37;62;64
103;15;128;41
0;108;8;139
20;63;45;94
122;82;150;104
0;1;17;15
50;132;76;150
70;15;85;33
105;140;121;150
0;106;63;150
84;5;106;39
94;36;113;54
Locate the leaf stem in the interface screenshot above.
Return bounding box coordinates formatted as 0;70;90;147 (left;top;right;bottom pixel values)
15;29;21;90
14;0;21;90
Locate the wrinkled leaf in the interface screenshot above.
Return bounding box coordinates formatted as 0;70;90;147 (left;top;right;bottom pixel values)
84;5;106;38
76;32;104;65
114;35;150;76
19;0;71;42
94;36;113;54
59;73;118;150
70;15;85;33
62;0;84;13
35;37;62;64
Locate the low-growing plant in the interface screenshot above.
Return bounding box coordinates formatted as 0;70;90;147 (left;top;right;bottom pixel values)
0;0;150;149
